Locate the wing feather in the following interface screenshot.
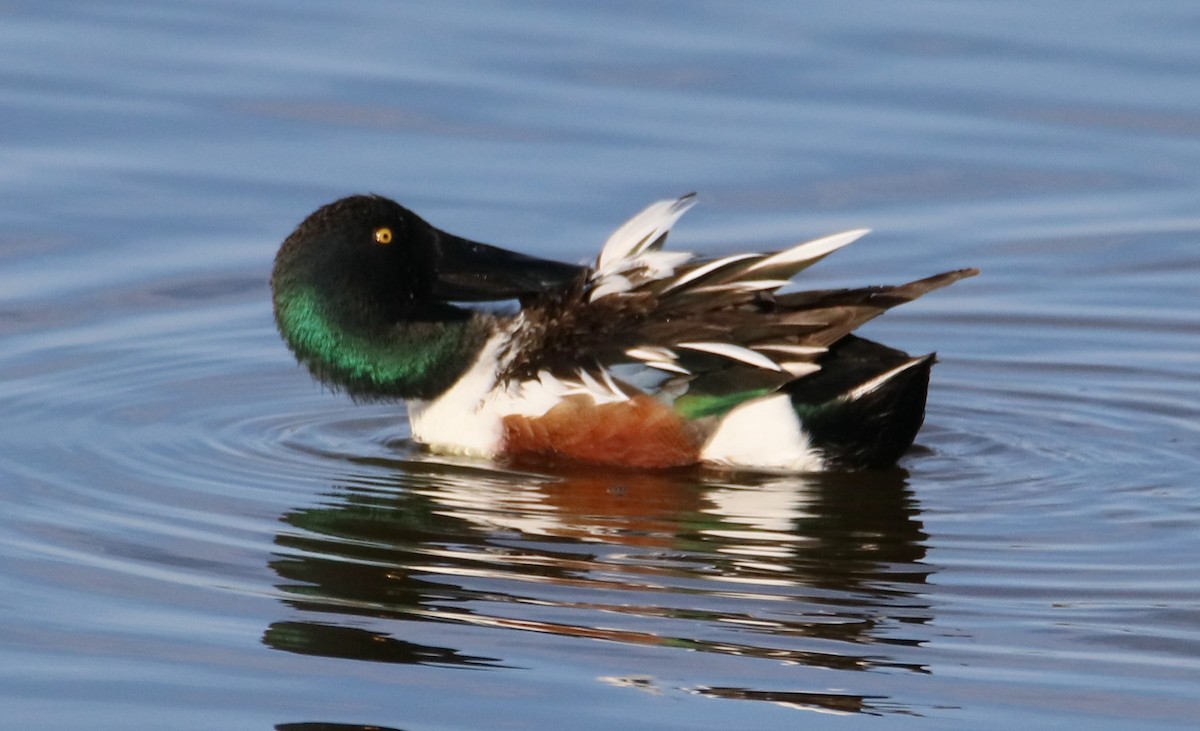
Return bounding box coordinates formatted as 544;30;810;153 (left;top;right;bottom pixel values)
595;193;697;273
501;197;977;415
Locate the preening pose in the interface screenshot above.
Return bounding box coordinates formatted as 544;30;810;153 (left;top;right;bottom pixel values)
272;194;976;472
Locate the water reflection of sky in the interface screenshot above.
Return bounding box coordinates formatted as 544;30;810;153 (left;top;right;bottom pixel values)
2;1;1199;729
267;463;932;713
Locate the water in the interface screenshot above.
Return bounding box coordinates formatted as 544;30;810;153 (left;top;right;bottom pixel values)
2;2;1199;729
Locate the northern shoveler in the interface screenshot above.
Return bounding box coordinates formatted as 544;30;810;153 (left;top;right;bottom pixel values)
272;194;977;472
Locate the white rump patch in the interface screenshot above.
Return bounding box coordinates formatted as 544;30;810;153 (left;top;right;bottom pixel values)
700;394;825;472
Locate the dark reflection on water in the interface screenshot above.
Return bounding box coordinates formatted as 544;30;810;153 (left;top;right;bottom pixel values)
277;724;408;731
267;458;932;714
693;686;891;716
4;2;1200;728
264;622;505;669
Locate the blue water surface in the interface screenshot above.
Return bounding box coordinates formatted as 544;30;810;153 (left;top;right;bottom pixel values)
2;2;1199;730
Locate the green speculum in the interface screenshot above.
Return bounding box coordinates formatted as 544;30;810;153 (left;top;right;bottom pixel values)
273;287;487;400
674;387;772;420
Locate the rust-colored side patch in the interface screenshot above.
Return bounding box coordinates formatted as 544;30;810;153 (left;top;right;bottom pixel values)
502;395;701;468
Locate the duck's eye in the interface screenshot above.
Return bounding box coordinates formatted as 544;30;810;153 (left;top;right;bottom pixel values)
374;227;394;245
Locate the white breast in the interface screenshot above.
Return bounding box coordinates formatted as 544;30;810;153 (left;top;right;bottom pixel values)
407;333;509;458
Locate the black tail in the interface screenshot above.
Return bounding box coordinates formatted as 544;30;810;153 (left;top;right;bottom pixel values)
786;336;935;470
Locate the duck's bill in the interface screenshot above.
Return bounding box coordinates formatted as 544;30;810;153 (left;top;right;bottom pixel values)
431;232;585;301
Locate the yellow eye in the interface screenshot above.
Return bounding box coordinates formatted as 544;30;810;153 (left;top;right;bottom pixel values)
374;227;394;245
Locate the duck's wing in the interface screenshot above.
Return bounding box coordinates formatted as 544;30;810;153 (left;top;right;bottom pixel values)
501;195;978;413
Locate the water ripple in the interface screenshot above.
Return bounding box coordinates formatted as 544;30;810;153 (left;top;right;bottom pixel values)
1;242;1197;723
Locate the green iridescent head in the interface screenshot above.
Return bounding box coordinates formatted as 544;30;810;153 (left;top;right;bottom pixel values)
271;195;582;400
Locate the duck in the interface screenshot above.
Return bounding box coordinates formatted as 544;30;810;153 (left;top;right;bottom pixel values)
271;193;977;472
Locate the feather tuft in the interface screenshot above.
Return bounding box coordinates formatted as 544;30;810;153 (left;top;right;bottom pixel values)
596;193;697;273
676;341;784;371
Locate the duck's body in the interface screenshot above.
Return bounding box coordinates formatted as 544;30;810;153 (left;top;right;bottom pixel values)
272;194;976;472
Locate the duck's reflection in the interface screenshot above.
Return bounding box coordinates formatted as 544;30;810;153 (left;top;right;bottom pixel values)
265;458;932;714
264;621;504;669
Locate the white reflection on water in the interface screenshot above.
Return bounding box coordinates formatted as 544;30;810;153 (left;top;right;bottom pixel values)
2;0;1200;729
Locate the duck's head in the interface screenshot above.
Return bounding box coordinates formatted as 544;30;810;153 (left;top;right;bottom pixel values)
271;195;583;400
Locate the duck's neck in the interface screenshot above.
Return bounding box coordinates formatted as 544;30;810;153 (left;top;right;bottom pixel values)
273;287;494;400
